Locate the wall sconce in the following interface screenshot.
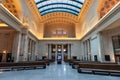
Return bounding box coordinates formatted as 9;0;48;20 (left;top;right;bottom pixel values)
3;50;7;54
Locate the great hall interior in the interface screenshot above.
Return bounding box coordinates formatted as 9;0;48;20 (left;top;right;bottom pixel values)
0;0;120;80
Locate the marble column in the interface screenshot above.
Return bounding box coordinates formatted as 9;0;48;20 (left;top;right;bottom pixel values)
61;44;64;60
55;44;57;60
68;44;71;59
31;40;33;61
28;39;32;61
31;41;35;61
19;32;29;61
83;42;87;61
12;32;22;62
87;39;91;61
97;32;104;62
19;34;24;61
23;35;28;61
86;39;90;61
48;44;52;59
35;41;39;61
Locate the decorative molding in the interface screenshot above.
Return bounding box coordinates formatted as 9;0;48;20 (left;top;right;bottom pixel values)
41;12;78;23
78;0;94;21
25;0;42;22
0;4;23;31
81;2;120;41
98;0;120;19
2;0;22;19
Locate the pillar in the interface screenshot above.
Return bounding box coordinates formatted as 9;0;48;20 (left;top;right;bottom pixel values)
81;42;84;61
12;32;22;62
48;44;52;59
61;44;64;60
97;32;104;62
68;44;71;59
35;41;39;61
28;39;32;61
87;39;91;61
83;42;87;61
19;34;24;61
31;41;35;61
23;34;28;61
19;28;29;61
55;44;57;60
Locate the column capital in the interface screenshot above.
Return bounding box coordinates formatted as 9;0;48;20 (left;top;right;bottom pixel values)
22;28;28;35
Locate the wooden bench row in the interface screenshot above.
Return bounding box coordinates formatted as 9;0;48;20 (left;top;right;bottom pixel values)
77;63;120;76
70;60;117;69
0;61;48;71
69;59;80;65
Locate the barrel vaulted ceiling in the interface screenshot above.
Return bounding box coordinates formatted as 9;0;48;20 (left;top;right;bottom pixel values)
33;0;85;39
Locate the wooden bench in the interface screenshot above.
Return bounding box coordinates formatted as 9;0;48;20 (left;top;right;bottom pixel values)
64;59;71;63
71;61;102;69
0;61;47;71
77;63;120;76
38;59;55;64
69;59;80;65
38;59;50;65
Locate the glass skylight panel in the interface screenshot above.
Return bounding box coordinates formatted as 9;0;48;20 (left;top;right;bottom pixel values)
39;4;80;13
34;0;84;16
41;9;78;16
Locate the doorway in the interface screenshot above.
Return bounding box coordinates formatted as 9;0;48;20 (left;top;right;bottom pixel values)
112;35;120;63
50;44;71;62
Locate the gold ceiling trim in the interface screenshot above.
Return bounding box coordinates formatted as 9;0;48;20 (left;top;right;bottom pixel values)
41;12;78;23
44;18;75;26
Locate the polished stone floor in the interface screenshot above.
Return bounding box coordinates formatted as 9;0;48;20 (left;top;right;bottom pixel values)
0;62;120;80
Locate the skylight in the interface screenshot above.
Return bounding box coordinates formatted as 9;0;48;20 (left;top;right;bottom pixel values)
34;0;84;16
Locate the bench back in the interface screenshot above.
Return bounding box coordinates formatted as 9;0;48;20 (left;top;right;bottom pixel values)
78;63;120;70
0;61;47;67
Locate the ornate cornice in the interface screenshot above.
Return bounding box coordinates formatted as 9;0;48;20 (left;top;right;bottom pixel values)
0;4;23;31
42;12;78;24
25;0;42;22
78;0;94;21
